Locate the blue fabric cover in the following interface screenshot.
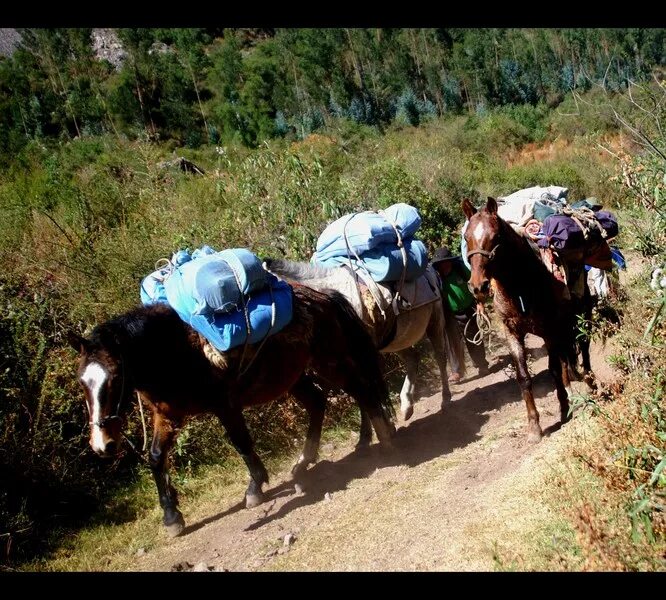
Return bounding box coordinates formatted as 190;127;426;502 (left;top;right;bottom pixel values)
140;247;293;351
314;203;422;262
317;238;428;282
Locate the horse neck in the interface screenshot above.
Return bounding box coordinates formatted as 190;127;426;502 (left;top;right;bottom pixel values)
491;219;554;306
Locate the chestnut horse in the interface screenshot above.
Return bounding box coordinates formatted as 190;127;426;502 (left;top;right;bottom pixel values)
462;197;588;442
68;285;395;537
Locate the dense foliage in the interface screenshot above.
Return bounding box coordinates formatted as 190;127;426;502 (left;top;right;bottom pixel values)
1;28;665;156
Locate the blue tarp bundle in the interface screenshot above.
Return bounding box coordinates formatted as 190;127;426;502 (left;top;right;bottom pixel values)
140;247;292;351
314;203;422;263
312;203;426;282
317;238;428;282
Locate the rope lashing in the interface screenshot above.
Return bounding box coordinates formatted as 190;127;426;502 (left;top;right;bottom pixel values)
560;206;607;240
378;209;410;315
237;280;277;378
342;212;387;319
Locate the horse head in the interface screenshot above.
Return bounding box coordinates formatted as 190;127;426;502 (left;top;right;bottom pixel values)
462;197;502;303
67;331;131;458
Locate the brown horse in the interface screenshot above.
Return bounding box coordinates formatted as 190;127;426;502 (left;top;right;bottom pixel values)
462;197;582;442
68;284;395;537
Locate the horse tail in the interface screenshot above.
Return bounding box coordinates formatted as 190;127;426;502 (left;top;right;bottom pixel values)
263;257;334;282
323;289;395;422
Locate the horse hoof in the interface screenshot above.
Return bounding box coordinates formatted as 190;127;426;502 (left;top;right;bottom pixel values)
164;514;185;538
584;374;597;391
401;405;414;421
294;482;305;495
527;428;543;444
246;492;265;509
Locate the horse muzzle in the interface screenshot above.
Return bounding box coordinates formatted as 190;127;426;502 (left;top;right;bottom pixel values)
469;279;491;302
91;439;119;458
90;423;121;458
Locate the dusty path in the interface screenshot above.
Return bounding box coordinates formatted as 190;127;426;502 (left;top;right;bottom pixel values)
134;332;617;572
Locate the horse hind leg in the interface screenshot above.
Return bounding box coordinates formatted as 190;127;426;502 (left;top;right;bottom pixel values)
357;409;373;448
577;288;597;391
289;376;327;480
396;347;419;421
339;372;395;449
426;306;453;411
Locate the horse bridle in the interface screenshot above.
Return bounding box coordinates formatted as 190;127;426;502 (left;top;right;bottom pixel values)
466;244;500;263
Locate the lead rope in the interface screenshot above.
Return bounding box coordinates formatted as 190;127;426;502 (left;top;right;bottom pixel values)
116;392;149;465
136;391;148;452
464;302;492;346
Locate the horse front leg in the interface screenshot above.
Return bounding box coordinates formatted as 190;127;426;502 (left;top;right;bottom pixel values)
217;406;269;509
545;344;571;426
290;376;327;478
396;347;419;421
506;332;542;443
149;411;185;537
427;305;453;411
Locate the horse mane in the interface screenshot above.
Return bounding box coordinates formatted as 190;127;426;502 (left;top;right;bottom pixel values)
263;257;335;282
496;214;554;283
88;304;176;346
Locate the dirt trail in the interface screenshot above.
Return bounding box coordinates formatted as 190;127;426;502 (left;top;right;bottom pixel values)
133;329;619;572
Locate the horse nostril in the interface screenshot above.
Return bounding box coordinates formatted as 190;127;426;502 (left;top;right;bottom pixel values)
104;441;118;455
480;280;490;294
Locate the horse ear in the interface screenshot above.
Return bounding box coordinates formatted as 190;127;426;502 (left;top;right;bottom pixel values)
486;197;498;215
66;331;90;354
461;199;477;220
